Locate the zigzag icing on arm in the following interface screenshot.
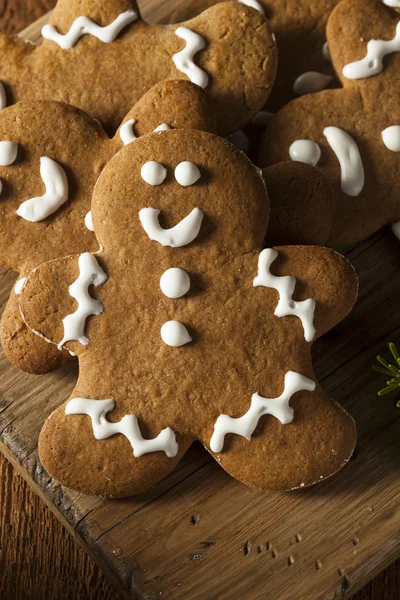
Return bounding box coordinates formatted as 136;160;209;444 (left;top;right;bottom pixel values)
17;157;68;222
253;249;316;342
210;371;316;452
173;27;209;89
58;253;108;349
42;10;137;50
66;398;178;458
139;207;204;247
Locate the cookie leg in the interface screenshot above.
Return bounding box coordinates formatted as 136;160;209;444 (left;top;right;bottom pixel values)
39;402;192;498
206;386;356;491
0;292;71;374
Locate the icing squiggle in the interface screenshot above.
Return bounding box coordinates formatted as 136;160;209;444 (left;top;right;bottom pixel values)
210;371;316;452
253;249;316;342
323;126;364;196
42;10;137;50
120;120;172;145
343;22;400;80
58;253;108;349
16;157;68;222
66;398;178;458
173;27;208;89
139;207;204;247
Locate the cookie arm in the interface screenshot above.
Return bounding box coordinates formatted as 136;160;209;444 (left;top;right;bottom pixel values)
115;80;217;148
18;253;107;357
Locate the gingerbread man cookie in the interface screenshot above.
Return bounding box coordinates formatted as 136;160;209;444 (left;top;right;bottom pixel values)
0;0;276;135
19;130;357;497
0;80;217;374
259;0;400;245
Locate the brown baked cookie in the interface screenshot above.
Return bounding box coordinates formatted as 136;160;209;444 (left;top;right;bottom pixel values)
19;130;357;497
259;0;400;246
0;0;276;135
0;80;217;374
171;0;340;111
263;162;335;246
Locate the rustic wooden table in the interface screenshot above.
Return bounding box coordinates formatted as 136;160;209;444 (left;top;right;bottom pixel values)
0;1;398;599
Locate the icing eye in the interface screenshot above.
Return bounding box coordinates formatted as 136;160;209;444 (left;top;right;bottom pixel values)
0;140;18;166
289;140;321;167
174;161;201;187
141;161;167;186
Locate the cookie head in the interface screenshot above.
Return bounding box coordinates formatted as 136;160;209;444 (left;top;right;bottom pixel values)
92;129;269;263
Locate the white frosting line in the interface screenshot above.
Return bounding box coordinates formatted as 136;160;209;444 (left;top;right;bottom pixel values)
293;71;334;96
154;123;171;132
238;0;265;15
323;126;364;196
225;130;250;154
343;21;400;79
41;9;137;50
382;125;400;151
210;371;316;452
160;268;190;298
14;277;27;295
253;249;316;342
289;139;321;166
392;221;400;239
85;210;94;231
16;157;68;222
161;320;192;346
120;118;137;145
173;27;208;89
140;161;167;186
174;162;201;187
58;253;108;349
0;82;6;110
0;141;18;166
66;398;178;458
139;207;204;247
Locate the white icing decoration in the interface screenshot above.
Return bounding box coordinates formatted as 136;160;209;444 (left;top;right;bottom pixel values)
225;130;250;154
0;141;18;166
251;111;274;126
160;268;190;298
289;140;321;167
0;179;2;195
161;320;192;347
139;207;204;247
141;161;167;186
238;0;265;15
85;211;94;231
174;162;201;187
66;398;178;458
323;126;364;196
120;121;172;145
253;249;316;342
58;253;108;349
293;71;334;96
392;221;400;239
209;371;316;453
322;42;331;62
173;27;208;89
16;157;68;222
343;22;400;80
120;119;137;145
382;126;400;152
14;277;27;295
384;0;400;6
0;82;6;110
41;9;137;50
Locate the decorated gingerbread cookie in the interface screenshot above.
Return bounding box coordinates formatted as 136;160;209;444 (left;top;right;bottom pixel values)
0;0;276;135
260;0;400;246
0;80;217;374
19;130;357;497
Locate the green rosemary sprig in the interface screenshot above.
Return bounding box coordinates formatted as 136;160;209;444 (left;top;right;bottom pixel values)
372;342;400;405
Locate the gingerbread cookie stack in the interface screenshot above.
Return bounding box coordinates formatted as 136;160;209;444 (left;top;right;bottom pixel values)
4;0;388;498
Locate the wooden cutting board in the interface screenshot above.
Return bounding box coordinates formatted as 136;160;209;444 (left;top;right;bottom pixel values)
1;3;399;599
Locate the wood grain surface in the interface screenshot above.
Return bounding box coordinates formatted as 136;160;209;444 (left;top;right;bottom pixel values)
0;1;399;599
